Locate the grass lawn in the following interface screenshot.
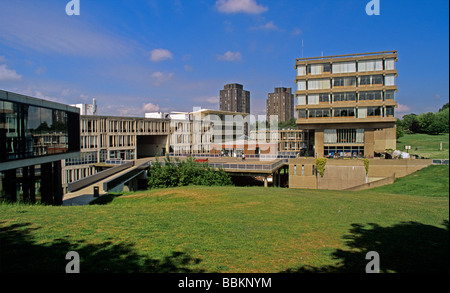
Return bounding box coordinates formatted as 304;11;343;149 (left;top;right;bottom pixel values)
397;133;449;159
1;166;448;273
367;165;449;197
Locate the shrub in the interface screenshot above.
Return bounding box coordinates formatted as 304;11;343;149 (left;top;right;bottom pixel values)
147;156;233;189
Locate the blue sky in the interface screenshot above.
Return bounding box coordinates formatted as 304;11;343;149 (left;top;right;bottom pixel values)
0;0;448;117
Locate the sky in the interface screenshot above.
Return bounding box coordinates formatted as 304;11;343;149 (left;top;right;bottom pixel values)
0;0;448;118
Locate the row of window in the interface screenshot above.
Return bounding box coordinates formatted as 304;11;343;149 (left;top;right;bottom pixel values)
297;75;395;91
297;58;395;76
298;90;395;105
81;118;170;134
0;99;79;162
298;106;395;118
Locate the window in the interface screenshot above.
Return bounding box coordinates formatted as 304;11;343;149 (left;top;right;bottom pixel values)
308;109;330;118
297;80;306;91
385;74;395;86
334;77;356;87
337;129;357;143
333;92;356;102
367;107;382;116
308;79;330;90
385;59;395;70
359;91;382;101
385;106;395;117
385;90;395;100
334;107;355;117
298;109;307;118
359;75;383;86
357;60;383;72
332;61;356;73
307;94;319;105
297;65;306;76
319;93;330;103
308;63;331;75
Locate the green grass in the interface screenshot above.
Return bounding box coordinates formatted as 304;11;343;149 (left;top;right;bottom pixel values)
367;165;449;197
397;133;449;159
1;167;448;273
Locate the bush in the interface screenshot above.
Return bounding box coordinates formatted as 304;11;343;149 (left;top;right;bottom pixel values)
147;156;233;189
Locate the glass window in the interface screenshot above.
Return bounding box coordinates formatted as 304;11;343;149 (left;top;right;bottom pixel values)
1;98;78;163
385;90;395;100
386;106;395;117
334;108;355;117
367;107;382;116
298;109;307;118
319;93;330;103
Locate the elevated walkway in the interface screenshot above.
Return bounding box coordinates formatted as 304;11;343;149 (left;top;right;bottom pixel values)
63;156;287;206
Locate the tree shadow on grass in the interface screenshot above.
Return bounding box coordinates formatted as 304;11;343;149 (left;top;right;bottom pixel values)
0;221;206;273
282;220;449;273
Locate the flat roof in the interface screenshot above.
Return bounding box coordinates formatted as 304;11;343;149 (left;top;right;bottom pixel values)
296;50;397;63
0;90;80;114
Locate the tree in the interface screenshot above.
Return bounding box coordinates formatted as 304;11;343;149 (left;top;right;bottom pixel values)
401;114;421;133
418;112;447;135
278;118;297;130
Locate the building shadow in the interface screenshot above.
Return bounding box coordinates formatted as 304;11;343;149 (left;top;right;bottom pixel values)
281;220;449;273
0;221;206;273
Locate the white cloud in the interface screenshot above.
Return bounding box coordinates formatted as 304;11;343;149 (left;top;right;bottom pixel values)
149;49;173;62
216;0;268;14
217;51;242;61
195;96;219;104
0;64;22;81
184;65;194;71
251;21;281;31
151;71;174;85
143;102;160;112
397;104;411;113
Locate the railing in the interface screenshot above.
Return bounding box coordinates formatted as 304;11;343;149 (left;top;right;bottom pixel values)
432;159;449;165
68;161;134;192
148;157;286;172
105;159;131;165
209;159;285;172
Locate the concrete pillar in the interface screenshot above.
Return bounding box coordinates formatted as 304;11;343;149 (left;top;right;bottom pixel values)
4;169;17;202
264;176;268;188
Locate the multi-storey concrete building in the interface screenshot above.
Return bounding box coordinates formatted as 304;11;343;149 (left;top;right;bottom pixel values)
220;83;250;114
294;50;398;158
62;115;170;192
61;109;251;192
266;87;294;123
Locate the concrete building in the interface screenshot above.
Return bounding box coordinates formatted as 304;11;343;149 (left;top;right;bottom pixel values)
61;108;251;192
0;90;80;205
72;99;97;115
266;87;294;123
62;115;170;192
220;83;250;114
294;50;398;158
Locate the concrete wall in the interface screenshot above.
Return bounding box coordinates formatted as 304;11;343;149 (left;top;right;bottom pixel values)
367;158;432;178
289;158;432;190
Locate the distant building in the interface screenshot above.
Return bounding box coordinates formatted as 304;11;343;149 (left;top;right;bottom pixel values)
219;83;250;114
72;98;97;116
266;87;294;123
